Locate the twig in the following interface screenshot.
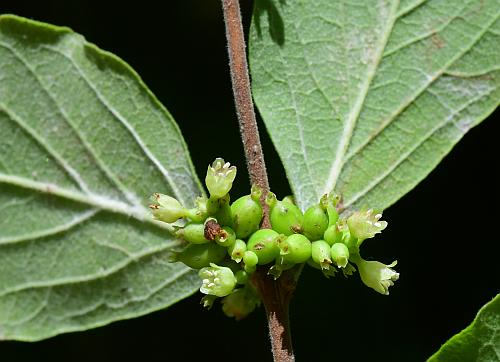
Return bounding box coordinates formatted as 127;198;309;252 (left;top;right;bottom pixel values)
221;1;295;361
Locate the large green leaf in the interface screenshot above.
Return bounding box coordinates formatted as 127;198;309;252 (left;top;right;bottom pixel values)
0;15;202;341
250;0;499;211
428;294;500;362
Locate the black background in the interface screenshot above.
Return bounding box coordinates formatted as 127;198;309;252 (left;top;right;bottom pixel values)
0;1;498;361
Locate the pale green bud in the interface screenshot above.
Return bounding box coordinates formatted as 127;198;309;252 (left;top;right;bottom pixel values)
229;239;247;263
243;250;259;274
199;263;237;297
311;240;332;270
205;158;237;198
185;196;209;222
347;209;387;241
149;193;186;223
350;254;399;295
330;242;349;268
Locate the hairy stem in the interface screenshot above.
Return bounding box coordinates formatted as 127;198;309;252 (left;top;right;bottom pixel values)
221;1;295;361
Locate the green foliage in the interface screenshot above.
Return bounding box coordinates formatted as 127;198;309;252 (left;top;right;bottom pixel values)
250;0;500;211
0;15;202;341
0;1;498;355
428;294;500;362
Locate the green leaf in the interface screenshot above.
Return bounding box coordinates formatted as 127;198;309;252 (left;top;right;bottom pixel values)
0;15;202;341
428;294;500;362
250;0;500;211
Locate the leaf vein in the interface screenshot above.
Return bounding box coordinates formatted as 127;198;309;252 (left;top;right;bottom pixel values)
344;10;500;163
0;41;142;208
344;86;494;208
43;44;188;206
0;209;99;245
322;0;400;195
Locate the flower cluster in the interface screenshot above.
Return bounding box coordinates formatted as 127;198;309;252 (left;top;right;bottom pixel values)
150;158;399;319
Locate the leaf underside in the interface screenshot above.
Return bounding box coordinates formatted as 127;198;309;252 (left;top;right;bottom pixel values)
427;294;500;362
250;0;499;212
0;15;202;341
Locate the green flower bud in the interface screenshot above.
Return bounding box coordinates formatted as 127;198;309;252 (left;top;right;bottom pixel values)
267;192;304;235
221;286;261;320
325;195;339;228
307;259;337;278
243;250;259;273
341;229;359;254
199;263;237;297
347;209;387;241
173;243;226;269
184;196;209;222
205;158;237;199
278;234;311;265
303;204;329;241
234;270;249;285
247;229;281;265
323;224;343;246
215;226;236;248
176;223;209;244
228;239;247;263
149;193;186;223
350;254;399;295
330;242;349;268
231;186;263;238
311;240;332;270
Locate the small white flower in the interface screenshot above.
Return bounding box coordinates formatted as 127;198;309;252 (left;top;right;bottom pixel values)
199;263;237;297
347;209;387;241
205;158;237;198
350;254;399;295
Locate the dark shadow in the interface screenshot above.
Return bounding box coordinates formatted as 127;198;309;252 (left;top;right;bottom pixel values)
253;0;285;46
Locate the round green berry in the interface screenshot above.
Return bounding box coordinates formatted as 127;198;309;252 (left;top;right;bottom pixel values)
231;187;263;238
243;250;259;270
175;243;226;269
311;240;332;269
247;229;281;265
303;204;329;241
323;224;342;246
267;192;304;235
330;242;349;268
279;234;311;264
176;223;209;244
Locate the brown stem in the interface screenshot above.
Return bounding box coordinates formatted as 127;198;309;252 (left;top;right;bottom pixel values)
221;1;295;361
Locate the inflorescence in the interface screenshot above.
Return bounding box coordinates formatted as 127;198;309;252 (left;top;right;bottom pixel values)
150;158;399;319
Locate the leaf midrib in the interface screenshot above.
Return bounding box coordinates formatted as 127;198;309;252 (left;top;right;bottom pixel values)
322;1;400;196
343;8;500;167
343;83;498;208
42;41;188;206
